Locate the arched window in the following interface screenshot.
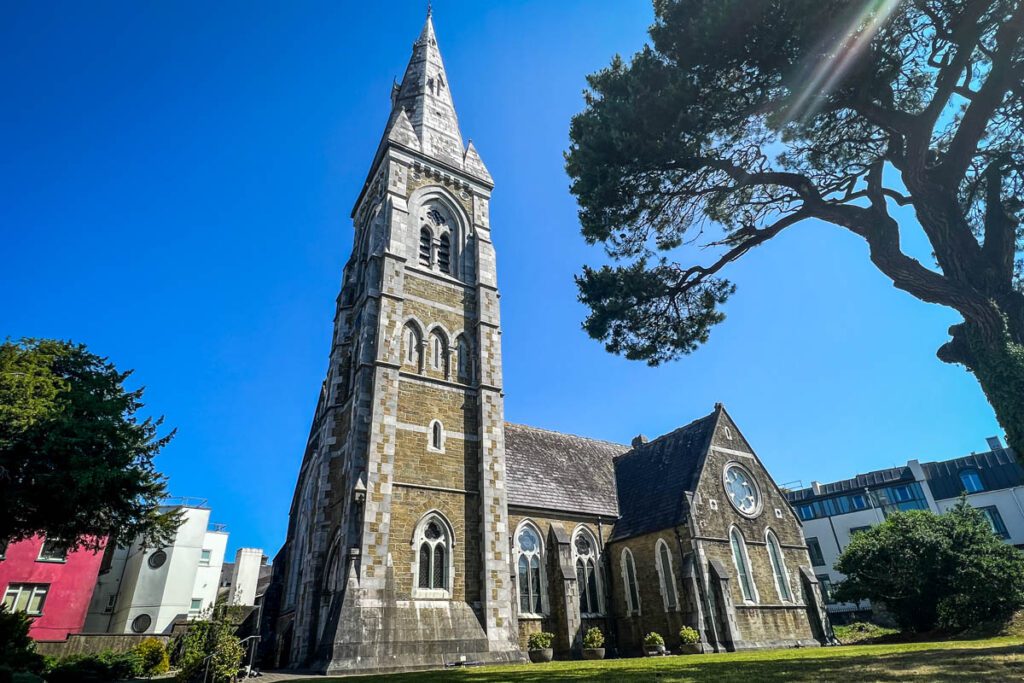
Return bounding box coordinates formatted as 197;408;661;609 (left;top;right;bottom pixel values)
655;539;678;611
413;513;452;597
621;548;641;615
729;527;757;603
515;523;545;616
429;330;449;376
455;334;473;384
429;420;444;452
403;322;422;369
572;528;603;616
959;469;984;493
765;530;792;602
419;227;432;266
438;233;451;274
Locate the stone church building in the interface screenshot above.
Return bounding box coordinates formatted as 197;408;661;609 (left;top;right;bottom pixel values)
261;15;832;675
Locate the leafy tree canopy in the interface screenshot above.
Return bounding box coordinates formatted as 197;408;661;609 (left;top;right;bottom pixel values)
834;499;1024;631
566;0;1024;450
0;338;179;551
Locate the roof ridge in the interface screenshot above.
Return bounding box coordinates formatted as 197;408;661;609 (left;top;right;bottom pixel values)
612;410;718;463
503;421;629;449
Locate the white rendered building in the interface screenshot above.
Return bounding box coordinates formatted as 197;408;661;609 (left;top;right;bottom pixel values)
84;500;229;635
786;436;1021;620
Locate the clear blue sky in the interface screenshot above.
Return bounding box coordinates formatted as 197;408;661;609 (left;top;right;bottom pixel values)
1;1;1002;558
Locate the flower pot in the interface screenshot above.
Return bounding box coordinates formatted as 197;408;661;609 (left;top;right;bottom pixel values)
528;648;553;663
582;647;605;660
677;643;702;655
644;644;666;656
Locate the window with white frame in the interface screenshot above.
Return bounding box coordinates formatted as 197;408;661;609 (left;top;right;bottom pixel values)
3;583;48;616
199;549;212;566
960;469;984;493
655;539;678;611
37;538;67;562
428;420;444;452
429;330;448;376
572;528;603;616
515;523;546;616
765;529;792;602
729;527;757;603
413;513;453;597
404;322;423;369
189;598;203;615
621;548;641;615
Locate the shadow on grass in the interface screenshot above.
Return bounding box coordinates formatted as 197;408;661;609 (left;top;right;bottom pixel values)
289;643;1024;683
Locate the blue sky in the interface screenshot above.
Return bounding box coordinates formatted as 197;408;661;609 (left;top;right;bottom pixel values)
1;1;1002;558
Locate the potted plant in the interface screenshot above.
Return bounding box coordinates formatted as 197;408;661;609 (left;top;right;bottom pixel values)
527;631;554;663
643;631;666;656
678;626;702;654
582;627;605;660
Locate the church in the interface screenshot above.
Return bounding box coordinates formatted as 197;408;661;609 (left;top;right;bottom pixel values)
260;14;832;675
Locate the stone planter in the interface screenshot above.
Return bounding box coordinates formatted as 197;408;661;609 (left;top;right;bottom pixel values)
677;643;702;655
582;647;605;660
528;648;554;663
644;644;666;656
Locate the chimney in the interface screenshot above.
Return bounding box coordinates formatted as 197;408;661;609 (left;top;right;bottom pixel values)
986;436;1004;452
631;434;648;449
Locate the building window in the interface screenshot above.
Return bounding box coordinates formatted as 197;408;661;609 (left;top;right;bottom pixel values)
723;463;761;517
438;233;451;274
621;548;641;615
960;469;984;494
729;528;757;603
455;334;473;384
131;613;152;633
189;598;203;615
413;513;452;597
418;227;432;266
37;538;67;563
816;574;835;604
572;528;603;616
429;330;449;376
655;539;678;611
980;506;1010;538
515;523;545;616
3;584;49;616
428;420;444;452
404;322;423;369
199;549;212;566
876;482;929;515
148;549;167;569
766;530;792;602
806;537;825;566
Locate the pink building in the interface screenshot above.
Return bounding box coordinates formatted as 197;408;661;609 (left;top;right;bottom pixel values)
0;536;107;641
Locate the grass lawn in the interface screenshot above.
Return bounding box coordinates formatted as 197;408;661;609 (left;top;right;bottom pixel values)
290;636;1024;682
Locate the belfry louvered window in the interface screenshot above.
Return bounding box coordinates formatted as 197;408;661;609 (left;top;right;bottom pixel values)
419;227;432;266
438;233;451;274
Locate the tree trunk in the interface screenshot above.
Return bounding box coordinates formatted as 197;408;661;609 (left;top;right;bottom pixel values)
939;321;1024;456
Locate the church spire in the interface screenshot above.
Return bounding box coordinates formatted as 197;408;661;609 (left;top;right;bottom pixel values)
388;14;466;168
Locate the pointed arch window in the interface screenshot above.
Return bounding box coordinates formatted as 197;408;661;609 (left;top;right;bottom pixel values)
413;513;452;598
429;420;444;452
429;330;449;376
403;322;422;369
515;523;545;616
572;528;603;616
766;529;792;602
729;527;757;603
655;539;678;611
419;227;432;266
438;233;451;274
621;548;641;615
455;334;473;384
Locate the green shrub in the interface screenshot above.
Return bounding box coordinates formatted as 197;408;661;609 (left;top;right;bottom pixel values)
527;631;554;650
582;627;604;649
678;626;700;644
173;619;244;682
644;631;664;647
45;651;143;683
133;637;170;676
0;605;44;674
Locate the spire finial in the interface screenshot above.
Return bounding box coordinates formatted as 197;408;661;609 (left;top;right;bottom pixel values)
426;1;432;17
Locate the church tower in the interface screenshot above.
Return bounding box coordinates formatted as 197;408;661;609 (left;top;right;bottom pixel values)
274;14;521;674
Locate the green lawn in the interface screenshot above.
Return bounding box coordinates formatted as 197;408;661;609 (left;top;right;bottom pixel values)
291;636;1024;682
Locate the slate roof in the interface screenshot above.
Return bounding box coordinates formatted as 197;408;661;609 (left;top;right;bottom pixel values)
610;410;719;542
922;448;1023;500
504;423;627;517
